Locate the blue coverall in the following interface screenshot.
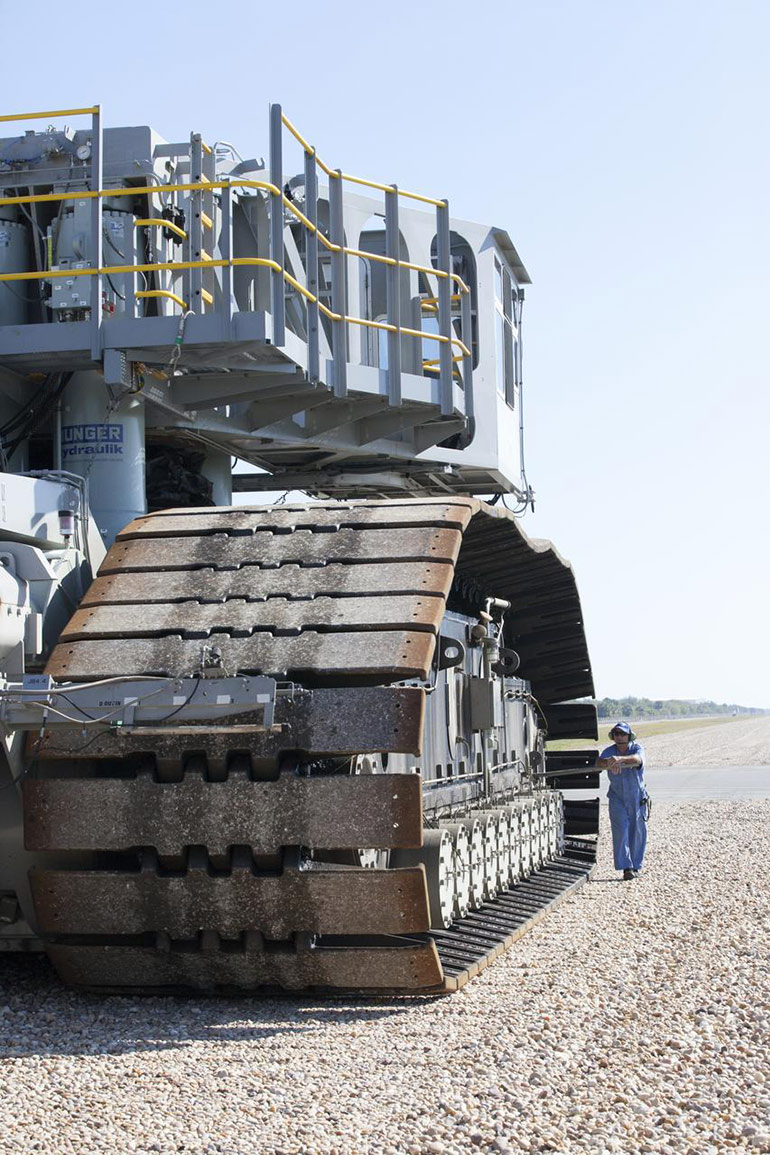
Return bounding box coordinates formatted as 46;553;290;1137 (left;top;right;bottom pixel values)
600;740;648;871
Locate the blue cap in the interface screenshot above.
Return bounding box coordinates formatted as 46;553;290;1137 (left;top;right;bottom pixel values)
608;720;636;741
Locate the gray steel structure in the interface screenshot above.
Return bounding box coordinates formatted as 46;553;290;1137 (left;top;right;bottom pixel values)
0;105;597;991
0;105;531;518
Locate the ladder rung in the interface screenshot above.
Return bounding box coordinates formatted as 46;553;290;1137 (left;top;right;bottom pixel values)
200;288;214;305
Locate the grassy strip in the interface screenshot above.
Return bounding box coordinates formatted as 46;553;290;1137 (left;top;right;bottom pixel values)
547;714;747;752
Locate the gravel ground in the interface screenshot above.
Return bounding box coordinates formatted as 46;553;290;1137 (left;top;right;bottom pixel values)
640;716;770;768
1;798;769;1154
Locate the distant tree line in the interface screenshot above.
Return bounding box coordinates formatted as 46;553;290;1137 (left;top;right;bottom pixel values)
595;697;764;720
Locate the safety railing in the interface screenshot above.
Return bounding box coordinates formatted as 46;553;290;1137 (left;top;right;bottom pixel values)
274;105;472;416
0;251;470;361
0;105;474;425
0;105;103;359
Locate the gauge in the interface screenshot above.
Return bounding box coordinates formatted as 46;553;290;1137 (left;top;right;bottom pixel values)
76;143;92;161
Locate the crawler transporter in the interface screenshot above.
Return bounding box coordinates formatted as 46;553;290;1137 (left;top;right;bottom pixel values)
0;104;599;992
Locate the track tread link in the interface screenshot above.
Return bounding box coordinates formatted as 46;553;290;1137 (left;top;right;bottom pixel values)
27;498;594;993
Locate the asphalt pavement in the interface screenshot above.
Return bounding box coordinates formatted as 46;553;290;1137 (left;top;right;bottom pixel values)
572;765;770;803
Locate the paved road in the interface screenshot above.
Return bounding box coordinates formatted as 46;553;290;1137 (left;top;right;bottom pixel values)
572;765;770;803
644;765;770;801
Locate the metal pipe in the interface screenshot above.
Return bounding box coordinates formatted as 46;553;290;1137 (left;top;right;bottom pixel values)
89;106;103;361
329;171;347;398
268;103;285;346
304;147;320;383
436;200;453;416
385;186;401;405
0;106;99;122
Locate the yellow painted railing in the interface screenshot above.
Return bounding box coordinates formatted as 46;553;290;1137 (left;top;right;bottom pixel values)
134;218;187;240
0;255;470;358
281;112;443;208
0;107;471;375
0;107;99;123
136;289;188;309
0;179;469;296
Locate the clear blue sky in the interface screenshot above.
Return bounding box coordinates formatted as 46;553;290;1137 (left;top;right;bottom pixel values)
2;0;767;706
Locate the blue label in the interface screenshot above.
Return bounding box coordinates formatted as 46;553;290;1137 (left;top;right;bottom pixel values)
62;423;124;460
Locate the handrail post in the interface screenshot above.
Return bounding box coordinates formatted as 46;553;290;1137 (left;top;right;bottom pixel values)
125;216;136;320
220;183;233;335
304;147;320;384
385;185;401;406
436;199;453;416
269;103;285;346
460;285;475;435
329;170;347;398
89;105;103;362
189;134;204;312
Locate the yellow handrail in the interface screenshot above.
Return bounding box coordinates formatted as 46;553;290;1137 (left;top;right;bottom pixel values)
136;289;188;309
0;254;470;359
0;107;99;123
280;193;470;294
230;258;471;356
423;355;464;367
1;106;471;392
0;178;471;295
134;218;188;240
0;178;282;208
332;170;442;208
280;112;333;176
280;112;442;207
0;103;471;363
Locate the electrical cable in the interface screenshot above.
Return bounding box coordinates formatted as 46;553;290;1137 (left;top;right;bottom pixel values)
0;734;44;793
0;375;58;437
0;280;41;304
55;683;171;725
100;226;128;301
150;677;202;724
4;372;73;459
168;310;194;373
0;674;175;695
3;684;172;728
0;676;206;730
104;272;126;301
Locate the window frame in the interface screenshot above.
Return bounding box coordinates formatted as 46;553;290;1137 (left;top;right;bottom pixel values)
493;255;519;408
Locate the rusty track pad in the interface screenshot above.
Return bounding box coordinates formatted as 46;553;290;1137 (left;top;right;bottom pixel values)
24;772;423;855
31;866;432;938
45;940;444;992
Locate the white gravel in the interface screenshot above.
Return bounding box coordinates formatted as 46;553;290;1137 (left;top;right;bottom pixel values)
639;715;770;768
1;799;769;1155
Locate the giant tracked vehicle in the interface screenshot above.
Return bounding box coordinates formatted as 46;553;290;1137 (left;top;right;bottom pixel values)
0;104;600;992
